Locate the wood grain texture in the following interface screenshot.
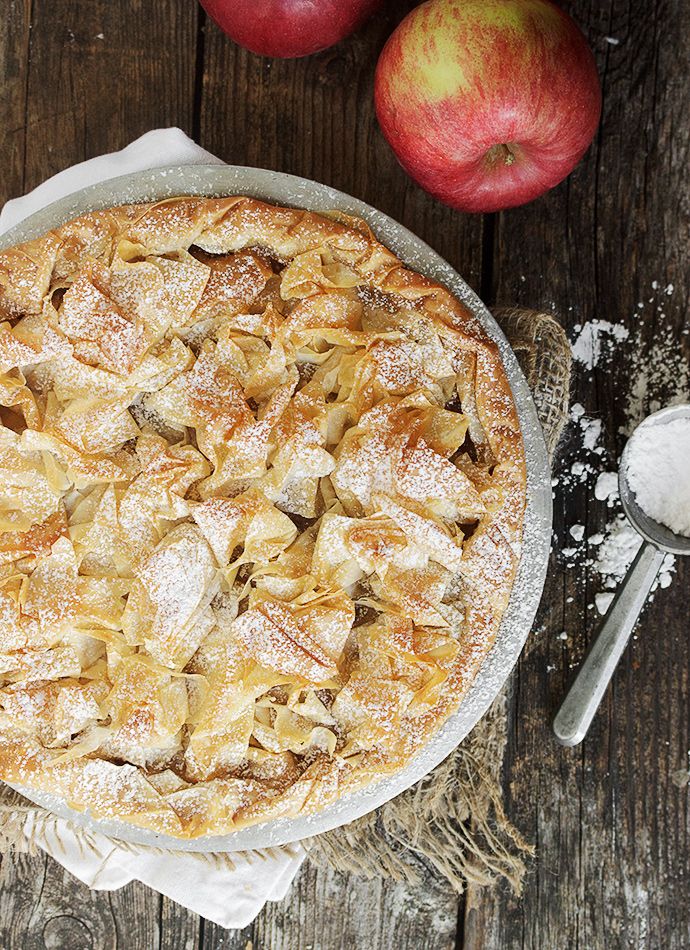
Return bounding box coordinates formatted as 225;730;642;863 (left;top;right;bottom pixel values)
246;863;457;950
0;0;31;205
0;851;161;949
0;0;688;947
17;0;199;195
464;2;690;949
160;897;202;950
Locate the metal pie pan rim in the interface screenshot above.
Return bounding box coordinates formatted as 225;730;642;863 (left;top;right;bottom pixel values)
2;165;552;852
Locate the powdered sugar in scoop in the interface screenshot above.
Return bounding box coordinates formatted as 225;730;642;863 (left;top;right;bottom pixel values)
624;414;690;537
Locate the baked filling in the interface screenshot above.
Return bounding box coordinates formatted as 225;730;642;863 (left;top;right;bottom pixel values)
0;197;525;836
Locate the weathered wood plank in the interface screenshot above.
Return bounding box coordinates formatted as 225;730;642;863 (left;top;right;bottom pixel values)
19;0;199;195
199;916;254;949
465;1;690;948
0;0;31;206
245;862;457;950
160;896;203;950
0;851;159;949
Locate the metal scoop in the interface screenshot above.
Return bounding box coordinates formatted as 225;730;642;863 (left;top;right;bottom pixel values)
554;403;690;746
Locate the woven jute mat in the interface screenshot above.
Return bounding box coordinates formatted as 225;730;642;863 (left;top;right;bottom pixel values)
0;307;571;896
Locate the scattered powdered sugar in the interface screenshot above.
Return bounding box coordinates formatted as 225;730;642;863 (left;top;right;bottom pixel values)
595;515;649;582
571;320;629;370
594;471;618;503
557;440;677;616
624;416;690;536
569;293;689;436
554;290;687;623
593;515;676;613
595;592;615;614
581;417;602;451
551;404;605;496
623;323;690;434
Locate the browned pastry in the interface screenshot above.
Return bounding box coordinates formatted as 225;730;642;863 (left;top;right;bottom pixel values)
0;196;526;837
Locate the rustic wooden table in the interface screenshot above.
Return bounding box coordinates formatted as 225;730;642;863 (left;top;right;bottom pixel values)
1;1;688;947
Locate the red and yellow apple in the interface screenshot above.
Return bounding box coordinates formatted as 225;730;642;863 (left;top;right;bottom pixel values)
375;0;602;213
199;0;384;59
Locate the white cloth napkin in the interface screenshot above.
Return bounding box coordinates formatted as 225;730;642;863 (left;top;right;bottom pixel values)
0;128;307;928
23;812;303;928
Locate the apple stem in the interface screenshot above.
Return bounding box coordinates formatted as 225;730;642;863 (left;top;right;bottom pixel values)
486;143;517;168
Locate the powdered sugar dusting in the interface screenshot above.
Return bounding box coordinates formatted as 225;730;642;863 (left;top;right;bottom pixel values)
0;166;551;851
622;323;690;435
594;515;676;613
555;295;687;625
571;320;629;370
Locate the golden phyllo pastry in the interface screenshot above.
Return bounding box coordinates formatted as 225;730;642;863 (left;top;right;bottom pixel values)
0;197;525;836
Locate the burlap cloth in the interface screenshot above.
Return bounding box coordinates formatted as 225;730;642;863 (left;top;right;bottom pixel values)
0;307;571;896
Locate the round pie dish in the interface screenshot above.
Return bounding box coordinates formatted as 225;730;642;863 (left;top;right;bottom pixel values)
0;166;551;851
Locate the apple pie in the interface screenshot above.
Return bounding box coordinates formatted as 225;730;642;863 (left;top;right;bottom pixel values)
0;196;526;837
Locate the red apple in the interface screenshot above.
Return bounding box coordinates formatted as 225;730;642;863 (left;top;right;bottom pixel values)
199;0;384;59
374;0;601;213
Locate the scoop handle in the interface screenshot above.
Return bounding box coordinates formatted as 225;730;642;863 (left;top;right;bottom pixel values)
553;540;665;746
